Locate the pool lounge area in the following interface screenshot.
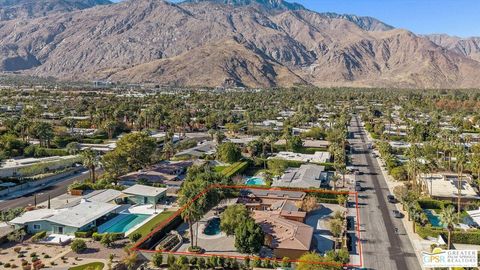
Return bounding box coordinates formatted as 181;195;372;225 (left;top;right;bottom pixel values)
98;213;151;234
244;177;266;186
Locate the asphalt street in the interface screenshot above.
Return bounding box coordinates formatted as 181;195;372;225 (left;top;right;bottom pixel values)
350;116;421;270
0;169;101;211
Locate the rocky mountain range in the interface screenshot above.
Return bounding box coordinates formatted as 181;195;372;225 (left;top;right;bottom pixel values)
0;0;112;21
1;0;480;89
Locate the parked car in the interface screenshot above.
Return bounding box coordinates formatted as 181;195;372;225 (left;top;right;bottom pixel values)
387;195;396;203
355;182;362;191
393;210;403;218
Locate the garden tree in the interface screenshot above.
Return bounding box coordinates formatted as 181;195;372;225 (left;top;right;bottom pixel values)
0;134;26;157
471;144;480;180
329;217;344;250
331;174;341;191
30;122;54;147
81;148;99;183
286;135;303;152
246;140;262;157
325;249;350;264
217;142;241;163
214;131;226;144
6;229;26;243
101;150;129;182
234;218;264;254
406;145;422;192
167;254;176;266
14;117;31;141
220;204;249;236
439;205;456;249
225;122;241;134
390;166;408;181
297;196;318;212
178;179;206;249
122;250;138;270
162;141;175;160
71;239;87;253
66;142;81;155
113;132;156;171
101;233;115;247
265;133;277;154
281;257;291;268
267;159;288;176
128;232;142;243
103;120;119;139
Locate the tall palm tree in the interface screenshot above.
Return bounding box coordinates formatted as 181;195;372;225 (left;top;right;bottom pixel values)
81;148;99;183
455;147;467;220
439;205;456;249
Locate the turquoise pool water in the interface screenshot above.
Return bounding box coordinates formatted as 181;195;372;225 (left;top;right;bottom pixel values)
99;214;150;233
245;177;266;186
424;209;444;228
204;218;221;236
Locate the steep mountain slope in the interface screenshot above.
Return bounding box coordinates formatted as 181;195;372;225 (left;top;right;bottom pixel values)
0;0;479;88
0;0;112;21
426;34;480;62
320;12;394;32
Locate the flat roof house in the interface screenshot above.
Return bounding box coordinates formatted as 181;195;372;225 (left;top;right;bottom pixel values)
273;164;327;188
419;173;480;206
10;201;121;235
122;184;167;205
270;151;331;164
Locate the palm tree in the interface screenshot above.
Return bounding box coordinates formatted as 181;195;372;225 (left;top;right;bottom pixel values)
455;147;467;220
331;174;341;191
81;148;99;183
178;180;206;248
439;205;456;249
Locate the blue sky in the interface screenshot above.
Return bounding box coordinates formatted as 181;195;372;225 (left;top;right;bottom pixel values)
113;0;480;37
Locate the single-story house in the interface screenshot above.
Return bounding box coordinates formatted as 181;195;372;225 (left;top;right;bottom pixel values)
419;173;480;206
273;164;328;188
175;141;216;158
122;184;167;205
270;151;331;164
10;201;121;235
119;161;193;186
252;210;313;259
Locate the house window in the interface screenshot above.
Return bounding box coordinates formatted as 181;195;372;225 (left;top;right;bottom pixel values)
33;224;41;230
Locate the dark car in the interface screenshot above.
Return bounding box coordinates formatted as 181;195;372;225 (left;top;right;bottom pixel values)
387;195;396;203
393;210;403;218
355;182;362;191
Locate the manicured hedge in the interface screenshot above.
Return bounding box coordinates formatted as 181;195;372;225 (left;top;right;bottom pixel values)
416;225;480;245
418;199;454;210
92;232;124;241
221;161;249;178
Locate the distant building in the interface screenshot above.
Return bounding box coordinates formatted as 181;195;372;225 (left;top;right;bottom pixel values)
270;151;331;164
175;141;216;158
0;155;81;178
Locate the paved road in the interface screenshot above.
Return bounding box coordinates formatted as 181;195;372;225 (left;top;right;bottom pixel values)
0;169;101;211
349;116;421;270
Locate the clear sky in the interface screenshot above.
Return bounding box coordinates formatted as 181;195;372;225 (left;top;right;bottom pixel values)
114;0;480;37
291;0;480;37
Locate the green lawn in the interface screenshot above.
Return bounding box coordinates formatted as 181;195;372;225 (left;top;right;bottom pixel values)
69;262;104;270
131;211;176;238
214;165;228;172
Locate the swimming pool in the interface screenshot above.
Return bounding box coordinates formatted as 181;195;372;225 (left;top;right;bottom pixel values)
204;217;221;236
424;209;444;228
98;214;150;233
245;177;266;186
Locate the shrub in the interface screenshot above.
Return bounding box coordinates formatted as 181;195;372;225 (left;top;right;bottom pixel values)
31;231;46;242
13;247;21;253
151;253;163;267
74;231;93;238
70;239;87;253
418;199;454;210
128;232;142;243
